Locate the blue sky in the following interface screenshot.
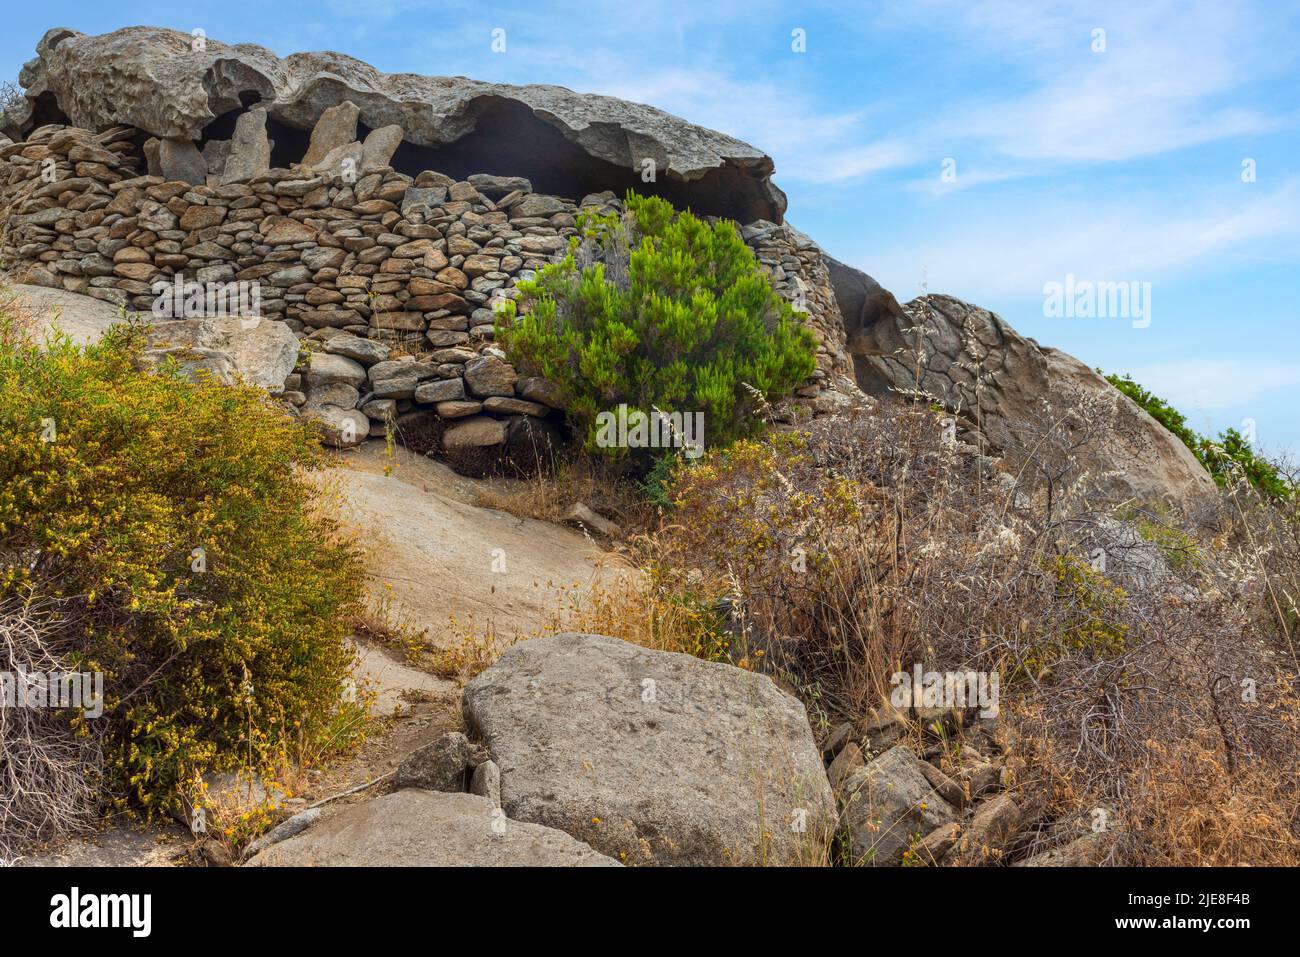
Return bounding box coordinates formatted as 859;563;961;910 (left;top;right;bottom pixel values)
5;0;1298;455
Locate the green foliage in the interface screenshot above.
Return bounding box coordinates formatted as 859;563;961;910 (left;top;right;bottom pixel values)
1203;427;1292;502
1104;371;1290;501
1131;513;1199;570
495;192;818;464
0;320;364;814
1015;556;1129;678
637;453;683;509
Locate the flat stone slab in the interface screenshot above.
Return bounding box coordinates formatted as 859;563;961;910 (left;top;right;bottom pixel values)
245;789;619;866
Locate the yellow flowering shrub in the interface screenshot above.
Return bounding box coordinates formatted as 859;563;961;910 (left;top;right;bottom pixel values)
0;319;364;814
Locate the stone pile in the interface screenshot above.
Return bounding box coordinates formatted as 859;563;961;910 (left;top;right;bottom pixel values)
241;633;1105;867
249;633;837;867
1;106;850;470
820;700;1109;866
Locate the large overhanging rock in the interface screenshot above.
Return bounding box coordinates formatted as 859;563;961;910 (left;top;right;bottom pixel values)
18;25;785;222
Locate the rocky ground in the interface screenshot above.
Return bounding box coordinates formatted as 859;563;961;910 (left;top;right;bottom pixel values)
5;278;1116;868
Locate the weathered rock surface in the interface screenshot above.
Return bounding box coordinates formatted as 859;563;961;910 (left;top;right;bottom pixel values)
304;352;367;390
19;25;784;222
562;502;621;539
361;124;403;173
442;415;507;449
835;282;1216;509
1013;829;1116;867
303;404;369;449
839;745;958;866
244;808;321;857
470;760;502;807
301;101;360;167
462;632;836;866
245;789;620;866
2;283;132;346
326;442;629;644
158;136;206;185
135;316;299;393
393;731;471;792
915;821;962;863
221;106;271;184
954;793;1021;864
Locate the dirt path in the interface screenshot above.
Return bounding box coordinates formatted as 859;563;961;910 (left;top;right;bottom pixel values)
323;440;628;647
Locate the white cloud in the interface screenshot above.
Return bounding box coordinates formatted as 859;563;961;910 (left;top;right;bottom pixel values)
866;0;1294;165
905;166;1032;197
858;179;1300;302
1123;358;1300;413
582;68;911;184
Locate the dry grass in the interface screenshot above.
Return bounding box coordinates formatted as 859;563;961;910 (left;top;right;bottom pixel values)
0;283;41;349
0;598;102;861
645;402;1300;865
469;452;658;535
1118;729;1300;865
422;570;731;685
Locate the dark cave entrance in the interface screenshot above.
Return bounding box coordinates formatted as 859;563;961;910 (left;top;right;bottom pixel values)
194;95;779;223
199;93;311;171
381;99;779;223
25;91;69;130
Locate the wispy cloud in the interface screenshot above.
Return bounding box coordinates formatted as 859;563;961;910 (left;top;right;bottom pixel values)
860;179;1300;303
863;0;1297;166
1124;359;1300;414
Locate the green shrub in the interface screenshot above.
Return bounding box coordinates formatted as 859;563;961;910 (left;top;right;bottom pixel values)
1104;371;1290;501
0;318;364;815
495;192;817;466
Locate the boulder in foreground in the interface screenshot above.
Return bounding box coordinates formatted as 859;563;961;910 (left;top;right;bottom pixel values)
838;745;959;866
462;632;836;866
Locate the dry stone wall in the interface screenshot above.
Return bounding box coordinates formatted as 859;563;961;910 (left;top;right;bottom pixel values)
0;115;854;471
742;220;856;407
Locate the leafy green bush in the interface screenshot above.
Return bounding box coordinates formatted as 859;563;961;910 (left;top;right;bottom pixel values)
1104;372;1290;501
495;192;817;465
0;318;364;815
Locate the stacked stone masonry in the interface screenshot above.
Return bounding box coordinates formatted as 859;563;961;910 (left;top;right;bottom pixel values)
0;115;854;460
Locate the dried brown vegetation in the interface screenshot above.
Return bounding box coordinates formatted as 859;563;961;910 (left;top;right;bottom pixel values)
640;402;1299;865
